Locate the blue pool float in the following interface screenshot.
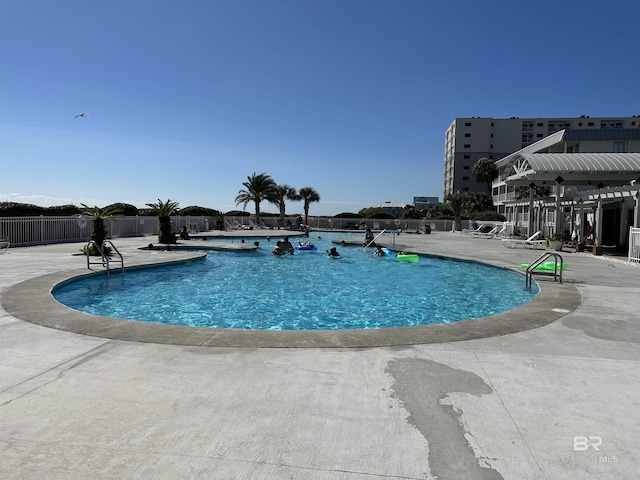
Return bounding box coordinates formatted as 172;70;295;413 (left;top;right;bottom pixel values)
295;245;318;251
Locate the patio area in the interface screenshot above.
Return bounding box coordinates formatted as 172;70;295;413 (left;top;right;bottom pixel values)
1;231;638;479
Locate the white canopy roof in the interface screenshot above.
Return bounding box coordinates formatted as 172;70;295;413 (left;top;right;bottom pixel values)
502;153;640;186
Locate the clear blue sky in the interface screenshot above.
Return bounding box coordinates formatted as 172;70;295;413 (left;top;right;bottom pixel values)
1;0;638;216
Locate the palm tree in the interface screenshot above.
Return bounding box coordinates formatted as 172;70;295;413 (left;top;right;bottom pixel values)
269;184;298;225
444;190;467;231
235;172;277;226
80;204;123;251
464;192;493;215
472;157;499;206
297;187;320;225
146;198;180;244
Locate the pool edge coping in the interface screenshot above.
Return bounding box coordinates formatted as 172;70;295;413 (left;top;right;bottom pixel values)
1;249;582;348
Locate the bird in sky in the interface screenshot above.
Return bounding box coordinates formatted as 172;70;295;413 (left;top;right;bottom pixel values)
74;113;87;119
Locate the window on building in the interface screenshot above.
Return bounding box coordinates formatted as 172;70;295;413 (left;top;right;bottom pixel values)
464;133;471;137
463;154;470;159
464;144;470;148
578;122;582;126
490;133;494;137
462;176;469;181
537;133;543;138
462;187;469;192
465;122;471;126
463;165;470;170
490;144;493;149
588;122;594;126
537;122;544;127
614;142;626;153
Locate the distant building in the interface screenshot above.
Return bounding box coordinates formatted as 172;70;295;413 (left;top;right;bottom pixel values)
443;115;640;199
413;196;439;211
378;201;405;218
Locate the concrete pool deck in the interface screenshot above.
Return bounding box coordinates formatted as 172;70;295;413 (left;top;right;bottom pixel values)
1;231;639;479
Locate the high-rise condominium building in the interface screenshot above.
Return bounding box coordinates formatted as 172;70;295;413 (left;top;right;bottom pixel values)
443;115;640;199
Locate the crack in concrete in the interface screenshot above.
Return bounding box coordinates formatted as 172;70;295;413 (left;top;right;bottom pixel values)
0;341;116;405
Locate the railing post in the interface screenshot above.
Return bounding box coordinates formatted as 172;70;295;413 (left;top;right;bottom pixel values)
629;226;640;264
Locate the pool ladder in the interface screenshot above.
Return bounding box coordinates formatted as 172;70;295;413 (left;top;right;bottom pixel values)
86;240;124;275
525;252;563;290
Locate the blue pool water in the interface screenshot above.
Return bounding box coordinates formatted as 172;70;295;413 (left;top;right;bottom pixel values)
54;233;537;330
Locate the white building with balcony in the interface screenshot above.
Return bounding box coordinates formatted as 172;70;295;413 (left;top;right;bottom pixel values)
444;115;640;199
492;128;640;249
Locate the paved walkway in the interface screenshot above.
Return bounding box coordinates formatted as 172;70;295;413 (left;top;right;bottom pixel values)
1;231;638;479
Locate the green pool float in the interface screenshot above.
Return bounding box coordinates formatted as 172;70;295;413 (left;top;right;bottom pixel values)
396;253;419;263
520;261;568;271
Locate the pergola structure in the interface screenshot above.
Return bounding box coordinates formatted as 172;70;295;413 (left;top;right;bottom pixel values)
497;152;640;244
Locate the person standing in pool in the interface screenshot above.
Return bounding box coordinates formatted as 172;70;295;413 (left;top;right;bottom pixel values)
364;225;374;246
278;236;294;255
327;246;340;258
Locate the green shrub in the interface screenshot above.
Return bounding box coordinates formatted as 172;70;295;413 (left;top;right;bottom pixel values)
81;244;112;256
474;211;507;221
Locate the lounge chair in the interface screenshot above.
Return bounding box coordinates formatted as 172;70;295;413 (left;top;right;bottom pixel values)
462;224;486;235
225;219;247;230
471;225;500;238
491;225;509;239
0;236;9;254
501;231;547;249
475;225;508;239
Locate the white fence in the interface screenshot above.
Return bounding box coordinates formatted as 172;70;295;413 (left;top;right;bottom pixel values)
0;215;213;247
0;215;472;247
629;227;640;264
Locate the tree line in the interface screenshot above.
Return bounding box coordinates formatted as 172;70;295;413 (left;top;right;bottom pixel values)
0;201;222;218
2;157;523;227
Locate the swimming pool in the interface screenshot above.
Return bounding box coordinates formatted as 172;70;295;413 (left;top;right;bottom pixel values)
54;233;537;330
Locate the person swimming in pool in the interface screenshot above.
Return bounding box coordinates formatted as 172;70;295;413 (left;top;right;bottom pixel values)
327;246;340;258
